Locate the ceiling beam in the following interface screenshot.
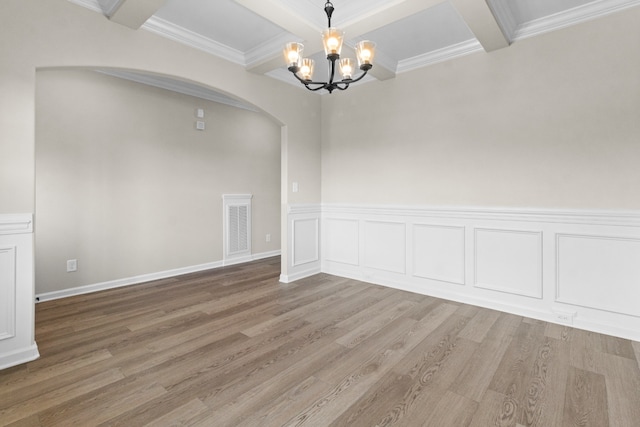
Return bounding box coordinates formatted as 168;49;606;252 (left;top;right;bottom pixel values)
451;0;509;52
236;0;398;79
110;0;168;30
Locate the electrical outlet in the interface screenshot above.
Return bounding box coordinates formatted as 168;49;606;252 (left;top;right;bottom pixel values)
266;234;271;242
67;259;77;272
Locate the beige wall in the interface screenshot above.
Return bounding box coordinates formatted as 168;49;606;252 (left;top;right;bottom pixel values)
321;8;640;209
35;69;281;294
0;0;322;280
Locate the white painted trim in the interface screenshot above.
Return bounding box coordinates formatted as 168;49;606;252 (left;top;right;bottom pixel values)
288;204;322;215
279;265;321;284
0;216;37;370
0;214;33;235
292;218;319;266
0;345;40;371
324;265;640;342
0;246;17;341
95;70;259;112
321;204;640;341
473;227;543;299
222;194;254;201
245;33;299;69
555;232;640;317
411;223;466;285
512;0;640;41
142;17;245;65
397;39;483;73
36;250;280;303
322;204;640;227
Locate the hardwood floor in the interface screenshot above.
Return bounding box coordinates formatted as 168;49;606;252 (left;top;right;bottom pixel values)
1;256;639;426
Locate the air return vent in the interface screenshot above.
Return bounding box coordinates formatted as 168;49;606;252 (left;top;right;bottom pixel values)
223;194;252;264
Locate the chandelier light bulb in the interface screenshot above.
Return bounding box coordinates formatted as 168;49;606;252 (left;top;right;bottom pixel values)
283;42;304;69
300;58;315;81
327;37;339;51
322;28;344;56
356;40;376;69
339;58;354;80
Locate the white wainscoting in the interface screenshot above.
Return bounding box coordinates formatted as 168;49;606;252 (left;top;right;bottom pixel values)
474;228;543;299
556;233;640;317
363;221;406;274
413;224;465;285
0;214;39;370
321;205;640;341
280;205;321;283
0;245;17;341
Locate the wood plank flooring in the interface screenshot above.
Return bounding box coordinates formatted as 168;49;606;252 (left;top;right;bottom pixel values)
1;256;639;426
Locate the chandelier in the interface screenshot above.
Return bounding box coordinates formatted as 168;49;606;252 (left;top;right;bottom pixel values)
283;1;376;94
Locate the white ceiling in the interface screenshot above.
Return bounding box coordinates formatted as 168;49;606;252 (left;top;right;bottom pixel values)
69;0;640;105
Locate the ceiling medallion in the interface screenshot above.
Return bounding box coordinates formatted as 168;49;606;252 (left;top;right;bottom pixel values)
283;1;376;93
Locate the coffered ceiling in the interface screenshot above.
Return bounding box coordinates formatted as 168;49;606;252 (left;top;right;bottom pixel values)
69;0;639;100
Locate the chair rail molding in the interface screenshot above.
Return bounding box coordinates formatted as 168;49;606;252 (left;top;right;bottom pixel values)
320;204;640;341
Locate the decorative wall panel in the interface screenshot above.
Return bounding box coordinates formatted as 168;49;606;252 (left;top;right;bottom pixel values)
557;233;640;317
412;224;465;285
0;246;16;341
324;219;359;266
293;218;319;266
321;205;640;341
474;228;543;298
0;214;39;370
363;221;406;274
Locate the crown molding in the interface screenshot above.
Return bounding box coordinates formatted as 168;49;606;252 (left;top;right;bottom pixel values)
397;39;483;73
142;16;245;65
96;69;259;112
512;0;640;41
245;33;300;69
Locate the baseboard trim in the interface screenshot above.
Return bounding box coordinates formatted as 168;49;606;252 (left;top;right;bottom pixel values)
322;266;640;342
279;266;321;284
0;344;40;371
36;250;281;303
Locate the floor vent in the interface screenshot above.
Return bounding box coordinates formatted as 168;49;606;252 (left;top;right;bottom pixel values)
223;194;252;263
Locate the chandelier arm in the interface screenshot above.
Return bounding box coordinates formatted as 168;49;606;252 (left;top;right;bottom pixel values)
290;71;334;90
306;84;330;92
347;69;369;84
289;69;326;88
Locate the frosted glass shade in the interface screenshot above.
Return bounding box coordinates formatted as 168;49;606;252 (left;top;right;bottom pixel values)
322;28;344;56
